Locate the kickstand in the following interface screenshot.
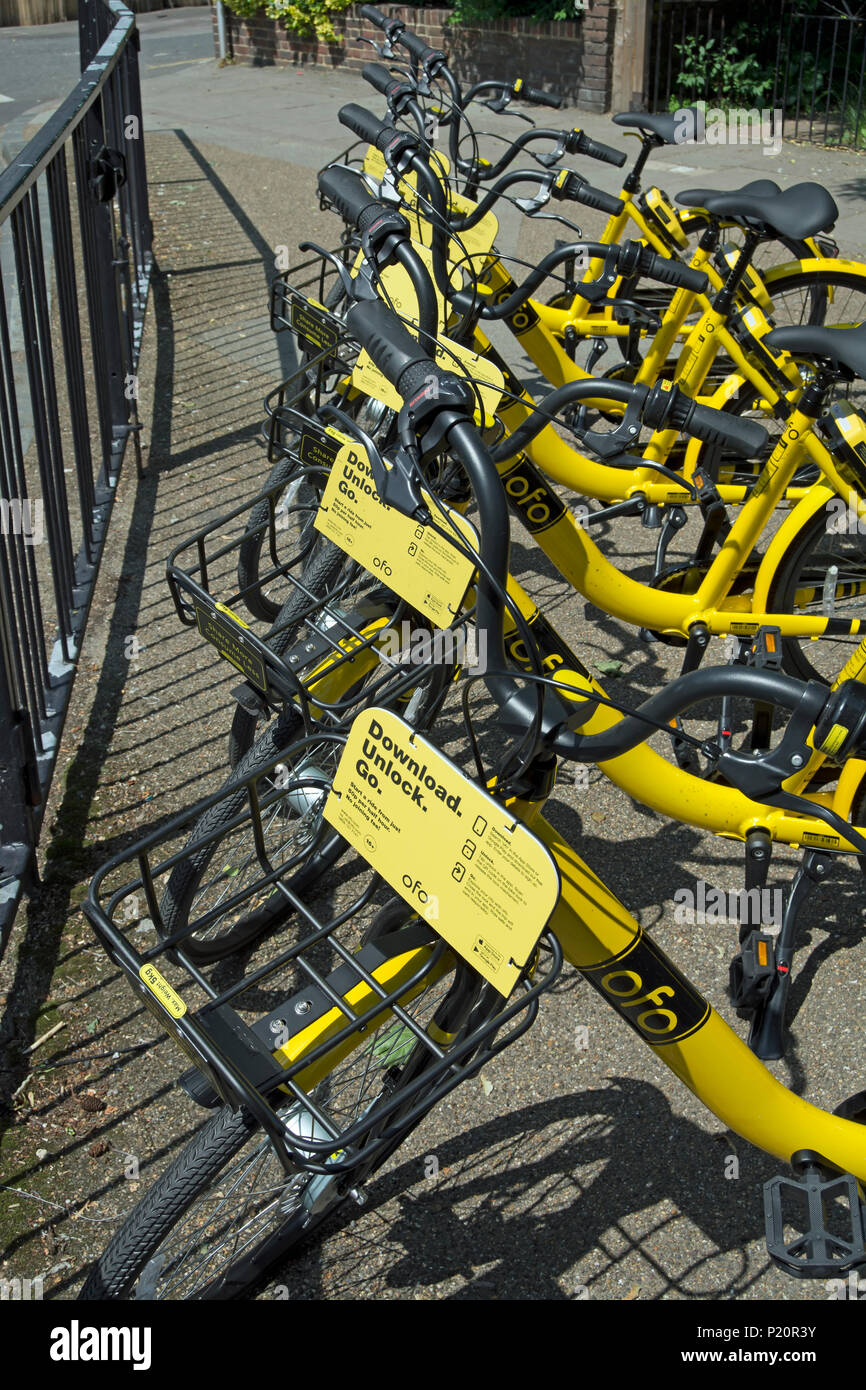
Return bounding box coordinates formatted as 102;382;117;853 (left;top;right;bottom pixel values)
650;505;688;582
670;623;710;770
747;849;833;1060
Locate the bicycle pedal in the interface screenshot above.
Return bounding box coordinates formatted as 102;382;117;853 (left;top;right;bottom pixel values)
764;1159;866;1278
745;626;783;671
729;930;777;1010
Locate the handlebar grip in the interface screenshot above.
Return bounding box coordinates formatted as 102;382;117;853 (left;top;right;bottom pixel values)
338;103;395;150
398;30;446;66
572;181;624;217
642;249;708;294
346;299;432;392
318;165;381;228
362;62;401;97
359;5;390;29
575;132;626;168
682;400;769;459
523;84;563;109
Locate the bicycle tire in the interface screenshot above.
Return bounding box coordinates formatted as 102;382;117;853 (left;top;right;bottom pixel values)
78;908;465;1300
766;496;866;684
228;541;361;767
227;551;456;769
159;705;346;964
236;457;325;625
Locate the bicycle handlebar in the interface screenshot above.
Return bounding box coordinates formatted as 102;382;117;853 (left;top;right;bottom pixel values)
359;4;403;36
553;170;623;217
317;166;438;342
395;28;447;71
341;299;788;756
318;163;383;228
362;61;410;102
515;80;563;109
339;102;399;152
570;130;626;168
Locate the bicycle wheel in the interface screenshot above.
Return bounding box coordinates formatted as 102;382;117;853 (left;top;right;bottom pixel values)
159;705;346;964
236;458;325;625
78;909;465;1300
766;497;866;684
228;542;367;767
239;394;395;625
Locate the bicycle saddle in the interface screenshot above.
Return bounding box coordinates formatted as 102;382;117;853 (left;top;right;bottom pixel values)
612;107;702;145
675;183;838;241
764;323;866;380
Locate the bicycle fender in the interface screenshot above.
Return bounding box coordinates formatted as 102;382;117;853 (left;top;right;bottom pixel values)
752;483;837;612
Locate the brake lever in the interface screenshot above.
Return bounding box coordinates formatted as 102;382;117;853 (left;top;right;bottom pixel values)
523;209;584;237
570;395;645;459
513;173;555;215
609;297;662;329
355;33;399;59
297;241;357;301
318;403;394;501
533;135;570;168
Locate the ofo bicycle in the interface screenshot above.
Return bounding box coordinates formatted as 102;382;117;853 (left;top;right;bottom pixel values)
214;299;866;1063
272;169;866;699
79;298;866;1300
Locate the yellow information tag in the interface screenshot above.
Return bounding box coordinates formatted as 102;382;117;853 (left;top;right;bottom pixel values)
350;241;457;330
139;964;187;1019
324;709;560;995
352;333;504;425
399;185;498;263
362;145;387;182
362;147;451;187
313;442;477;626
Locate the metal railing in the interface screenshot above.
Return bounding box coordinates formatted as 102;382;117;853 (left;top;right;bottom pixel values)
0;0;152;953
649;0;730;113
773;4;866;152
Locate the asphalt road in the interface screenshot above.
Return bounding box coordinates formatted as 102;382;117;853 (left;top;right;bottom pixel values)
0;7;213;166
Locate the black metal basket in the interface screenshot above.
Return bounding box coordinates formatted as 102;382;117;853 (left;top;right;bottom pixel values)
84;732;563;1178
165;462;472;731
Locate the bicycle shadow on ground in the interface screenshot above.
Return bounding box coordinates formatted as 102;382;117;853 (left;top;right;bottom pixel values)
265;1081;785;1301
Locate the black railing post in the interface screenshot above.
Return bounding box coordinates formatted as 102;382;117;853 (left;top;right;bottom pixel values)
0;0;152;952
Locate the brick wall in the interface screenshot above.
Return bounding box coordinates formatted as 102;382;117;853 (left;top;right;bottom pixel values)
213;2;616;112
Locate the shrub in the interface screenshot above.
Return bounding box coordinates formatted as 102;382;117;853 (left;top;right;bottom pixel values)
223;0;355;43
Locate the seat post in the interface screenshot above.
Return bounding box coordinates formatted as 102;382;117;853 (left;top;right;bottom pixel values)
712;228;763;317
622;135;661;196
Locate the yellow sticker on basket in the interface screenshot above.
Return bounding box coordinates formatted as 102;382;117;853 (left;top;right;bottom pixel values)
139;964;187;1019
352;333;504;425
324;709;560;995
313;442;477;626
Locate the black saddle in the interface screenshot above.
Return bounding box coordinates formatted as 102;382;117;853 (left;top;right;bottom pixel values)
612;107;703;146
675;183;837;242
765;324;866;381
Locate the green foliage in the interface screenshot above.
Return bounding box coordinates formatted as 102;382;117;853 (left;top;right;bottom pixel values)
223;0;354;43
446;0;579;25
669;23;773;111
